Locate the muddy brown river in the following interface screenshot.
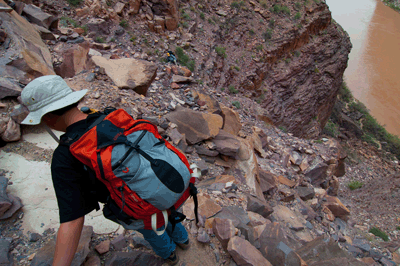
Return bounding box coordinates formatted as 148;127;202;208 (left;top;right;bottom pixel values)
326;0;400;136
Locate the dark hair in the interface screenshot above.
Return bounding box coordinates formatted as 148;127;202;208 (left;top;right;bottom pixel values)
49;102;79;116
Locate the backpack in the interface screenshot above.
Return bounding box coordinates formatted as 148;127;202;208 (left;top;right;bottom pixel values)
61;107;199;235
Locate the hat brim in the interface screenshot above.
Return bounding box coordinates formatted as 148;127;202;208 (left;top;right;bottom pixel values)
21;89;88;125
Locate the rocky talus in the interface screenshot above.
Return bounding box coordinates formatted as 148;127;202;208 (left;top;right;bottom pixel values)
0;0;399;266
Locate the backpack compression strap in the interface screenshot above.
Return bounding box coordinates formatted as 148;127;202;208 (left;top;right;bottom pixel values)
151;210;169;236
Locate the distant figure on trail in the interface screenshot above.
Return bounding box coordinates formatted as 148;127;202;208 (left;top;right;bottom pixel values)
20;75;199;266
167;51;177;64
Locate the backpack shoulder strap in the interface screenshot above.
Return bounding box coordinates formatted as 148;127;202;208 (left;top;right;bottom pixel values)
59;108;116;147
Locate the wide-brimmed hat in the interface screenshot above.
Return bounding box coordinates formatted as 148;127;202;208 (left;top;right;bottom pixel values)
21;75;87;125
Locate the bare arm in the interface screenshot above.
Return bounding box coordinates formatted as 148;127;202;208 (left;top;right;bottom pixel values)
52;216;84;266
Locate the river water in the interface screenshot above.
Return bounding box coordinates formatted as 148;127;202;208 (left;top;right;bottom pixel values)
326;0;400;136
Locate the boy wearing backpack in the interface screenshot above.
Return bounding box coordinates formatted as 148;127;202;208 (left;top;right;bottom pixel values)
20;75;197;266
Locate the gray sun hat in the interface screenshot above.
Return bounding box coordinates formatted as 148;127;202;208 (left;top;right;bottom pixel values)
21;75;87;125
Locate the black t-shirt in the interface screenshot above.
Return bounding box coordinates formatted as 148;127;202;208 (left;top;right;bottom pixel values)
51;116;109;224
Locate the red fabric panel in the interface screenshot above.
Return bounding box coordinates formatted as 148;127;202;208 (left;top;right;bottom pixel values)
70;129;98;168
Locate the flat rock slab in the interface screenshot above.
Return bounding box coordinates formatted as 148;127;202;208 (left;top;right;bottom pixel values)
0;176;12;217
22;4;57;29
0;129;119;235
271;205;314;242
0;194;22;220
0;4;55;82
247;195;273;218
182;195;222;220
165;107;223;144
259;170;278;194
228;236;272;266
104;251;164;266
296;236;366;266
171;74;194;83
213;218;236;250
213;130;241;158
213;206;250;227
296;186;315;201
22;127;63;150
91;56;157;95
305;162;329;187
0;78;21;99
221;106;242;136
248;211;270;227
191;90;221;114
277;175;297;188
322;195;350;219
0;238;12;266
272;205;306;229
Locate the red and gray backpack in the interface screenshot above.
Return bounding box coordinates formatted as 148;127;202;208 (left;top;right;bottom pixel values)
61;108;199;235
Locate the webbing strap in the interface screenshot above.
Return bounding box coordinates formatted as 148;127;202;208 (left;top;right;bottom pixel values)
169;206;186;233
151;210;168;236
88;114;107;130
189;183;199;224
44;125;60;143
190;163;201;179
112;131;147;171
189;164;200;224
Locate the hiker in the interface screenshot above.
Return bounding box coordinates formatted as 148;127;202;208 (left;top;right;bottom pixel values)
20;75;197;266
167;51;177;64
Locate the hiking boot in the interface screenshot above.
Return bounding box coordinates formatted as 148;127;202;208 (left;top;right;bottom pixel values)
176;239;190;250
165;250;179;265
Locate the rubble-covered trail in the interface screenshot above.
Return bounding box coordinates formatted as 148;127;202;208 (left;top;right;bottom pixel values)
1;0;400;265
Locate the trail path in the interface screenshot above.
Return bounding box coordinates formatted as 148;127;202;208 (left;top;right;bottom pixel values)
0;124;220;265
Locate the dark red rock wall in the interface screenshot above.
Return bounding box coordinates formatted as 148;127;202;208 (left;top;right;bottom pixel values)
202;2;352;138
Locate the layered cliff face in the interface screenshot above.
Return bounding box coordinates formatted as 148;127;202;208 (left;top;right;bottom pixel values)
192;0;352;138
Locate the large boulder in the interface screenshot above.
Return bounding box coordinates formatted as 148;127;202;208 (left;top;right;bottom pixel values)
258;170;278;195
296;236;366;266
54;42;91;78
1;118;21;142
0;1;55;83
0;194;22;220
0;78;21;99
10;104;29;124
247;195;273;218
213;130;241;158
220;106;242;136
227;236;273;266
258;222;303;265
212;218;236;250
128;0;141;14
322;195;350;220
165;106;223;144
0;239;12;266
182;194;222;220
22;4;58;30
230;138;264;201
305;162;329;187
191;90;221;114
150;0;179;31
34;25;56;41
213;206;250;228
270;205;313;242
339;112;363;138
0;176;12;218
91;56;157;95
86;18;110;36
